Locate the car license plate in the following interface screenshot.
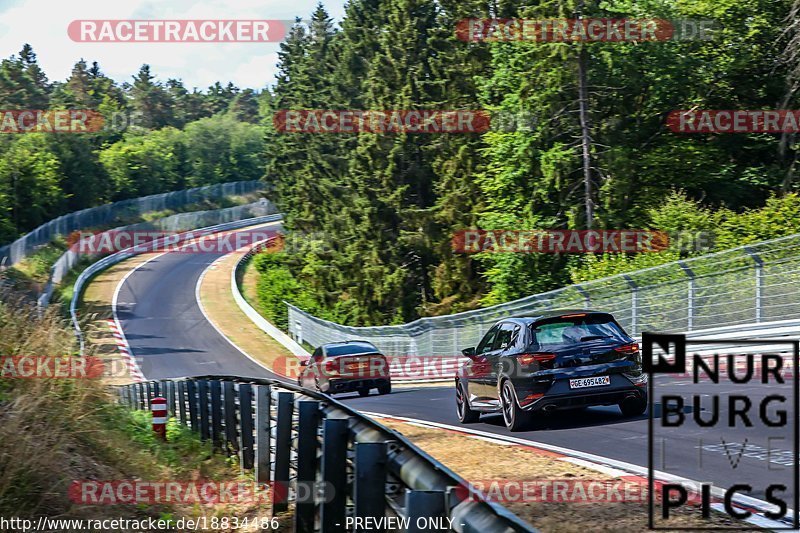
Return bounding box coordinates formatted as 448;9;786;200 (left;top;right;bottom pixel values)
569;376;610;389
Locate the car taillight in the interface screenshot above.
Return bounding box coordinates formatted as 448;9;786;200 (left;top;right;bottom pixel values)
614;343;640;354
518;353;556;368
324;359;339;375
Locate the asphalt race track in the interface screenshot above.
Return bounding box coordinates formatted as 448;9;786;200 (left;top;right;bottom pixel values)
113;224;797;511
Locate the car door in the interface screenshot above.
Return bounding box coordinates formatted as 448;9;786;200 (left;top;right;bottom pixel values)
468;324;500;403
485;322;518;401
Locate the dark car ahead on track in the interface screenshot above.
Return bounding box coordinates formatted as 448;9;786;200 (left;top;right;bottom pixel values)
298;340;392;396
455;310;647;431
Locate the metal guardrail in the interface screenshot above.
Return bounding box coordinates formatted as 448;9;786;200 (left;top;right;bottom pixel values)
288;232;800;359
70;214;283;354
231;237;310;358
117;376;535;533
39;199;278;310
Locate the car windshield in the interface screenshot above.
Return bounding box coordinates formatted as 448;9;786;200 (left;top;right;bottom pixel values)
325;343;379;357
529;315;628;348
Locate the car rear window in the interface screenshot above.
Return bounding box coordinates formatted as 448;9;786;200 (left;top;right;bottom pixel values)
324;343;379;357
529;314;628;348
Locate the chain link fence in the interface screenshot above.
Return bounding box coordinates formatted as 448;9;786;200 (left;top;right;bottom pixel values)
287;233;800;358
0;180;265;268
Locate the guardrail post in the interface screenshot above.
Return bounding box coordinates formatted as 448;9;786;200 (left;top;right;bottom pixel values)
745;247;764;323
145;382;153;409
273;392;294;515
406;490;446;532
152;381;160;398
678;261;696;331
166;381;176;416
177;381;188;425
295;401;321;533
623;275;638;336
210;380;223;449
238;383;255;470
321;418;349;532
136;383;145;409
198;380;210;441
255;384;272;485
355;442;387;531
187;380;199;432
223;381;239;453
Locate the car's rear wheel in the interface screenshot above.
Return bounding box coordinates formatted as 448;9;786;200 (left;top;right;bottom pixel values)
456;381;480;423
619;396;647;417
378;382;392;395
501;381;530;432
358;387;370;397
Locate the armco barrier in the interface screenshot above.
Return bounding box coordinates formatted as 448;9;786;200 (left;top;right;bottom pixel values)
231;238;309;359
70;214;283;354
117;376;535;533
0;180;264;268
39;199;278;310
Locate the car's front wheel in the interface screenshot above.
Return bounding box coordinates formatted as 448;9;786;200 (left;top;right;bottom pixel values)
378;382;392;395
501;381;530;432
456;381;480;423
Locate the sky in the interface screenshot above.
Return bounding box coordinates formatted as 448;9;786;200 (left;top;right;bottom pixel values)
0;0;346;91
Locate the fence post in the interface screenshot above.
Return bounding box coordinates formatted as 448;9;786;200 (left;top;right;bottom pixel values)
273;392;294;515
223;381;239;452
295;401;321;533
177;381;188;426
136;383;145;409
576;285;591;309
321;418;349;532
255;384;272;486
145;382;153;409
238;383;255;470
745;247;764;323
355;442;387;532
406;490;447;532
152;381;160;398
166;381;176;416
210;380;223;449
679;261;696;331
127;385;136;409
187;380;199;433
198;380;210;441
623;275;638;336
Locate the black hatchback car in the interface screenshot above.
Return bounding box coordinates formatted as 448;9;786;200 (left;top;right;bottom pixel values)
455;311;647;431
298;340;392;396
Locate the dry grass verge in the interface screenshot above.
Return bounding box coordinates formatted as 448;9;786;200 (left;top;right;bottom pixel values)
377;418;755;532
0;292;291;531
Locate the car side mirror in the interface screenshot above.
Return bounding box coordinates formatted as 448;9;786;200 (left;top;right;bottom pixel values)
462;347;476;358
300;359;309;367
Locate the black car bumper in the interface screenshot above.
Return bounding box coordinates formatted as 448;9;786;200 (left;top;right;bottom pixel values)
324;378;390;393
523;387;646;412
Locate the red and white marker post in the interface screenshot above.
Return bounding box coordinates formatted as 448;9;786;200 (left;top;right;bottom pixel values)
151;396;168;441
